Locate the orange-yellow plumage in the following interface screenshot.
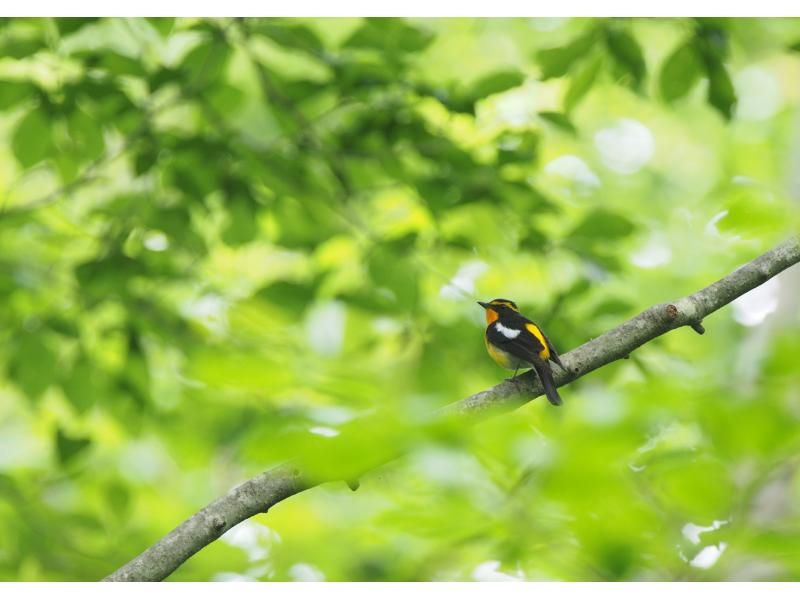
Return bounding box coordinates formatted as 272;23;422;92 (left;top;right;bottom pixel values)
525;322;550;359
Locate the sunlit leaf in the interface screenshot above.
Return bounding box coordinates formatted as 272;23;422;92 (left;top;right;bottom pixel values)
344;17;433;56
705;55;736;119
605;28;646;88
536;29;598;79
367;245;419;310
0;79;37;109
55;17;99;36
470;70;525;100
55;428;92;466
61;355;101;413
569;208;635;239
538;111;577;134
221;195;259;246
11;109;53;167
8;333;58;400
564;53;603;112
256;20;325;56
659;41;702;102
67;108;105;163
146;17;175;37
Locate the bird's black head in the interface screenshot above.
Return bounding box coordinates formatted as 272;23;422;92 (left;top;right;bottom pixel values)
478;298;519;322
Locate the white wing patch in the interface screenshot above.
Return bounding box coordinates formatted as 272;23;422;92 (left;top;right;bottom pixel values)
495;321;521;339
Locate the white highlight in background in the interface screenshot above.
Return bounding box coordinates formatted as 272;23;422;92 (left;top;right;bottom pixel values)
305;301;346;356
690;543;728;569
682;520;728;544
221;520;281;563
732;277;780;326
544;155;601;189
631;234;672;268
594;119;655;175
289;563;326;582
735;67;781;121
440;260;488;300
472;561;525;582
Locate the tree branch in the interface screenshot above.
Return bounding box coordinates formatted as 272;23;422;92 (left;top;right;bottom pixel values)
104;236;800;582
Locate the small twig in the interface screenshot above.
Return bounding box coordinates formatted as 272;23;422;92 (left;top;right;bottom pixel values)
690;322;706;335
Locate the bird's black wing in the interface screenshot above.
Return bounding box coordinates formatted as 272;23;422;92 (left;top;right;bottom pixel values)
516;315;564;370
485;318;547;364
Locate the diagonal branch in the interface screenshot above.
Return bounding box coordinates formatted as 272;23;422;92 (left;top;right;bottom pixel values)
104;236;800;582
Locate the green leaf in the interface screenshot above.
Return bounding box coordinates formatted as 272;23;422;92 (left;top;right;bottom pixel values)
333;54;396;95
536;29;598;79
133;140;159;176
0;34;45;59
145;205;206;254
12;109;53;168
564;53;603;113
447;70;526;113
67;108;105;163
0;79;37;110
222;195;259;246
569;208;635;241
272;196;341;248
44;316;80;337
75;253;145;302
518;225;548;253
61;355;100;413
256;281;316;317
55;428;91;466
344;18;433;55
694;19;729;60
179;40;231;90
367;245;419;310
538;111;577;134
8;333;58;400
470;70;525;100
256;20;324;55
96;51;148;78
605;28;646;88
146;17;175;37
495;130;539;166
55;17;99;36
53;153;80;184
117;332;152;406
105;482;131;520
207;82;245;113
716;182;789;237
705;56;736;119
162;142;221;198
659;42;702;102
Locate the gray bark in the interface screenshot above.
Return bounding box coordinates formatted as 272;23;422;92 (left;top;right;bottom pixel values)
105;236;800;582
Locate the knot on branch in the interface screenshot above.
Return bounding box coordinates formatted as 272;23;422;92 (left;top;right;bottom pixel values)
211;516;226;533
665;304;679;319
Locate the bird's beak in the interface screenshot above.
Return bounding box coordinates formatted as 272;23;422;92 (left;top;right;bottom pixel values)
477;301;489;309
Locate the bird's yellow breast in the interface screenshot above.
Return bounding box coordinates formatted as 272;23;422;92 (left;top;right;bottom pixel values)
485;335;527;370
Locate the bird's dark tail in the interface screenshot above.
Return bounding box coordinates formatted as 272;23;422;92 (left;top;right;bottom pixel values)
532;360;562;406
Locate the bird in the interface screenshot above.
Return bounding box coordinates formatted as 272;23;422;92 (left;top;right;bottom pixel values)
478;298;565;406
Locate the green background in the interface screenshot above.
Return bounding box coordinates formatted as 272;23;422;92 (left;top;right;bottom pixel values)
1;17;800;581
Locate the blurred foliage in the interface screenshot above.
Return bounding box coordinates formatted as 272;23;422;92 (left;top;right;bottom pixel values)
1;16;800;581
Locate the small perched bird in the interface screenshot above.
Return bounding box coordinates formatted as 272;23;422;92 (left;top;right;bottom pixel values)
478;298;565;406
